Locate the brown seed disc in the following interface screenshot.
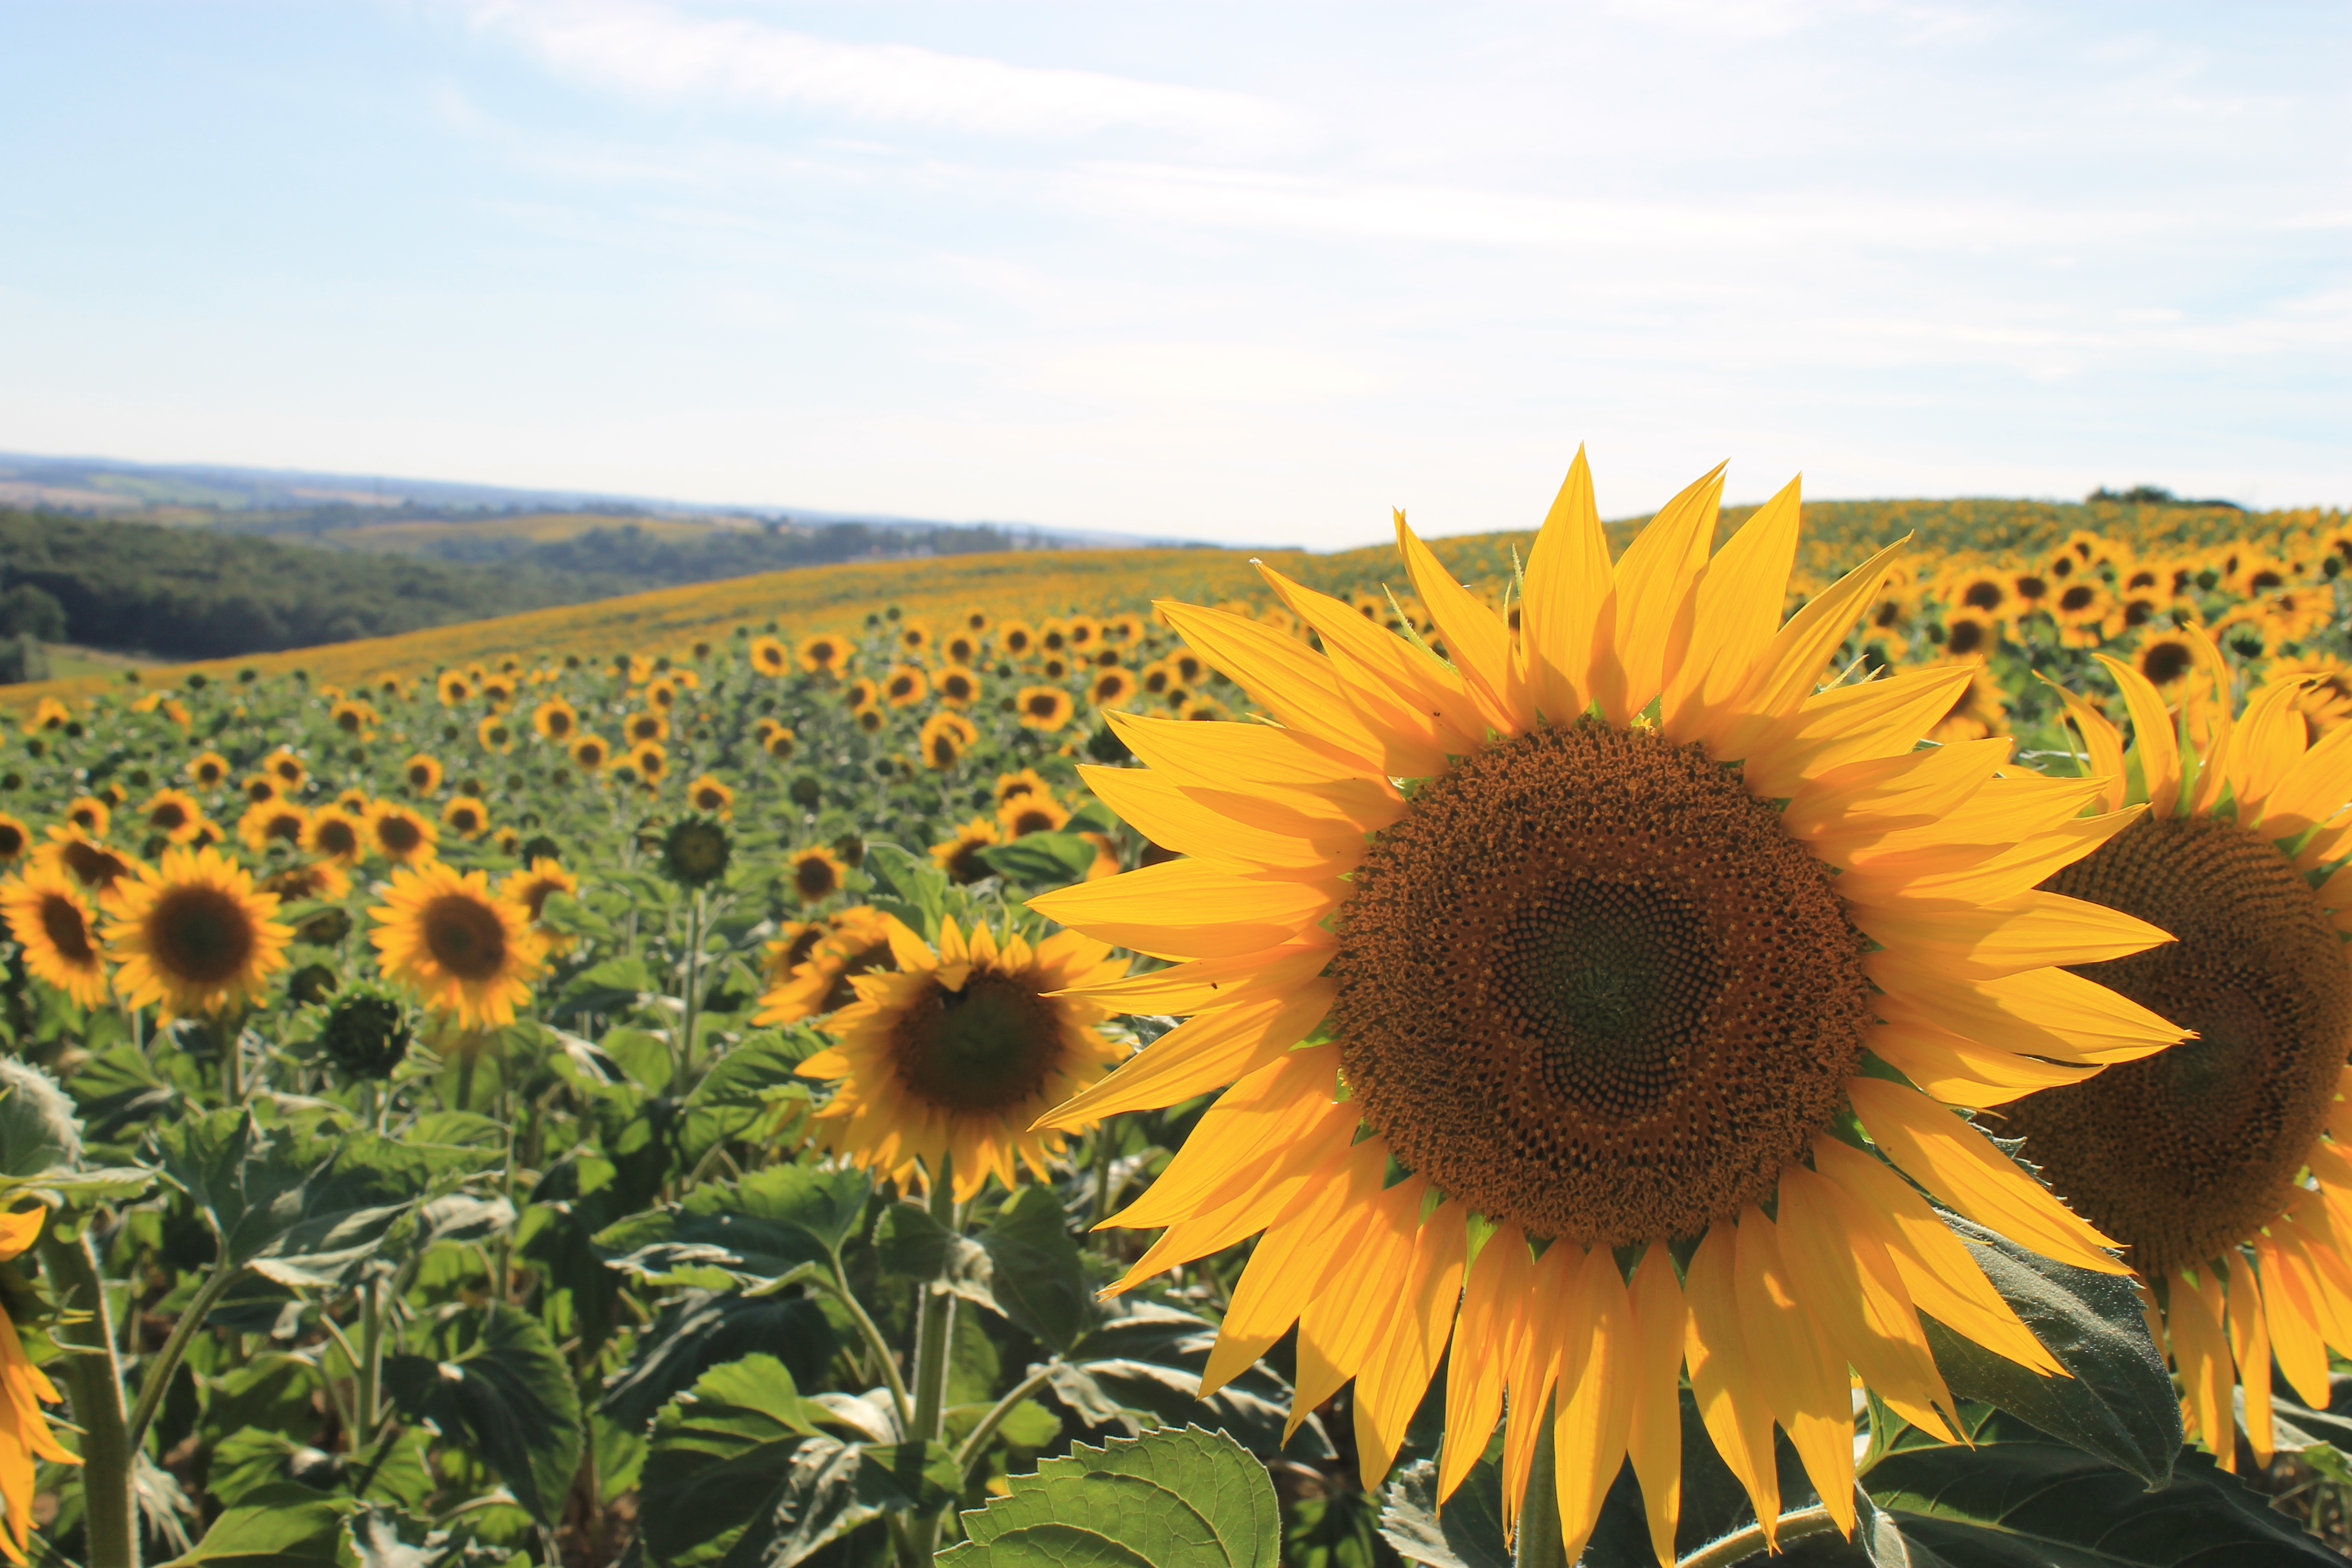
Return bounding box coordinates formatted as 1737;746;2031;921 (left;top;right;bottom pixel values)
1334;721;1870;1247
2003;814;2352;1278
422;893;509;982
891;972;1064;1111
41;894;94;965
149;886;258;985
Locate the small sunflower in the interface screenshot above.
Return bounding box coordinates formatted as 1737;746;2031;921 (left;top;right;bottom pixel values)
237;799;309;853
630;742;668;783
0;865;108;1006
1940;606;1999;660
798;633;848;674
63;796;109;837
854;706;885;735
329;698;378;737
35;828;143;896
1069;615;1102;649
686;774;735;816
624;711;669;745
1016;687;1073;731
262;858;353;905
2050;580;2114;649
402;754;444;793
645;677;678;711
104;846;292;1020
1028;455;2184;1559
1918;656;2011;742
845;677;880;710
241;774;282;807
747;634;791;676
899;618;933;655
997;792;1069;839
798;915;1128;1199
999;620;1036;658
943;633;981;666
883;665;928;707
994;769;1050;808
0;1206;81;1567
2131;625;2204;698
1089;667;1137;709
662;818;732;887
501;857;580;952
140;787;206;845
930;817;1001;885
788;846;848;906
757;906;899;1022
369;862;546;1028
936;665;982;707
764;727;798;761
441;796;492;840
0;815;28;867
187;751;231;789
363;801;439;866
476;714;516;754
532;698;578;742
438;671;473;705
919;711;979;770
264;749;306;789
571;734;611;773
302;807;365;867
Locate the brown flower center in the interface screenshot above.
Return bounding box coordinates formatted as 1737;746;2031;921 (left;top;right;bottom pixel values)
422;893;510;982
378;816;423;854
147;885;257;985
1333;722;1869;1248
41;894;94;965
892;971;1063;1110
2003;815;2352;1278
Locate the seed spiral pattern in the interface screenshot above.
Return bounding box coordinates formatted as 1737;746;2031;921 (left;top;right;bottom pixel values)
2004;814;2352;1277
892;973;1064;1111
1333;722;1870;1246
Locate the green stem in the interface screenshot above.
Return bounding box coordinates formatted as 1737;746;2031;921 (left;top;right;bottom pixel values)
1672;1506;1841;1568
357;1276;385;1438
818;1256;914;1435
954;1364;1058;1482
41;1224;139;1568
679;888;706;1087
1515;1401;1564;1568
219;1014;244;1104
896;1165;961;1568
1091;1118;1118;1227
127;1261;244;1451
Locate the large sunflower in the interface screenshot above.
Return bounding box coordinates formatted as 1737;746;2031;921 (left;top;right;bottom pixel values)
798;915;1127;1199
1029;454;2186;1560
103;846;292;1020
369;862;546;1028
2012;638;2352;1471
0;865;108;1006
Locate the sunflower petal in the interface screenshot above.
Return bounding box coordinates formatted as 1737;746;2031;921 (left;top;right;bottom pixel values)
2223;1255;2275;1466
1028;861;1345;960
1552;1245;1638;1564
2094;654;2182;818
1396;510;1522;734
2038;672;2130;814
1441;1223;1529;1501
1663;474;1803;739
1517;447;1615;725
1624;1246;1688;1565
1597;461;1723;724
1156;601;1386;765
1041;987;1336;1128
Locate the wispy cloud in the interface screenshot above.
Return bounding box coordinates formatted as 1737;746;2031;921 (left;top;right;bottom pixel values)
460;0;1299;147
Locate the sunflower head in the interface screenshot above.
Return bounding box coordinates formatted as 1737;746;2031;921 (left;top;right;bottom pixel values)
997;792;1069;839
302;808;364;867
884;666;928;707
788;846;847;906
663;818;733;888
999;620;1035;657
364;802;439;866
797;914;1128;1199
38;827;143;895
65;796;110;837
141;788;206;845
369;861;546;1030
756;906;900;1022
929;817;1001;885
765;727;798;761
188;751;231;788
919;712;978;770
532;699;577;741
441;796;492;840
0;814;28;865
571;735;610;772
937;666;981;707
0;865;108;1008
403;754;444;793
854;706;885;734
1016;687;1072;731
630;742;668;782
238;799;309;853
797;633;846;674
103;846;292;1021
320;984;415;1080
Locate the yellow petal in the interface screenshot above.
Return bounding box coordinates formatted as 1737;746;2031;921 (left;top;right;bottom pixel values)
1202;1139;1387;1395
1781;736;2011;847
1055;941;1332;1012
1866;1014;2099;1107
1855;890;2172;981
2170;1267;2234;1469
1157;600;1386;766
1109;1048;1346;1230
1777;1163;1957;1439
2223;1255;2274;1466
2255;1232;2334;1407
1353;1201;1468;1490
1734;1208;1855;1537
1596;461;1723;724
2257;718;2352;841
1396;510;1522;734
1662;475;1803;742
1703;536;1909;758
1106;708;1389;793
1077;765;1362;876
1038;986;1336;1128
0;1210;42;1264
1292;1176;1428;1437
2094;653;2182;818
2038;673;2128;814
1741;665;1976;801
1682;1222;1781;1533
1551;1245;1638;1564
1870;963;2187;1067
1517;447;1615;725
2224;677;2314;831
1028;861;1345;961
1440;1221;1529;1501
1624;1246;1688;1566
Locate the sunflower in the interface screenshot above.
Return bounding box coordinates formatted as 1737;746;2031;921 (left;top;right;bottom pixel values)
262;859;352;903
2017;640;2352;1472
883;666;929;707
477;714;517;754
994;769;1050;808
438;671;472;705
1039;655;1071;682
0;866;108;1005
1016;687;1073;731
2270;655;2352;741
0;1206;80;1566
797;633;848;675
1939;606;1998;661
500;858;580;952
998;791;1069;839
1913;655;2011;743
2130;624;2204;698
402;754;444;793
764;919;831;984
765;726;798;761
187;751;231;789
787;846;848;906
23;699;66;733
237;799;309;853
630;742;668;783
1943;565;2010;618
758;906;899;1022
646;677;678;711
370;862;545;1028
330;698;378;737
264;750;306;789
899;618;933;655
571;734;611;773
797;915;1128;1199
1039;619;1070;654
687;774;735;816
241;774;282;807
1066;615;1099;650
930;817;1001;885
0;816;27;867
34;828;143;896
104;847;291;1020
854;707;885;735
624;711;669;745
363;801;439;866
140;788;207;845
937;666;982;708
1028;455;2185;1560
944;634;981;666
441;796;492;840
531;698;577;743
999;620;1036;658
1090;668;1137;709
2050;580;2113;649
845;677;880;711
919;712;979;770
63;796;108;838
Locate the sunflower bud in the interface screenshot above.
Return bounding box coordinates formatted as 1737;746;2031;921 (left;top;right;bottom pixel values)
0;1057;83;1179
662;818;732;888
321;988;412;1080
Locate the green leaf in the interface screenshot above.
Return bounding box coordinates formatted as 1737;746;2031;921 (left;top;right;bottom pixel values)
1924;1214;2181;1487
1376;1458;1507;1568
940;1425;1280;1568
155;1482;351;1567
680;1028;823;1163
63;1038;190;1140
553;955;661;1021
873;1190;1090;1352
594;1164;869;1287
598;1288;841;1430
981;832;1099;889
862;842;948;938
1871;1413;2346;1566
638;1353;950;1568
381;1304;584;1528
1058;1303;1333;1461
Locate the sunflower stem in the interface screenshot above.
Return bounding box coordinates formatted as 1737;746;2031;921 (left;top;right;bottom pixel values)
41;1221;139;1568
357;1274;385;1438
127;1260;244;1453
819;1250;915;1435
1672;1505;1841;1568
678;888;706;1088
1514;1400;1565;1568
897;1163;962;1568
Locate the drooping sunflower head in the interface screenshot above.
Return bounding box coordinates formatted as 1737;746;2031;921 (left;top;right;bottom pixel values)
320;984;415;1080
36;827;143;896
364;801;439;866
102;846;292;1021
797;915;1129;1200
929;817;1001;885
0;865;108;1007
369;861;546;1030
1029;454;2187;1561
788;846;847;906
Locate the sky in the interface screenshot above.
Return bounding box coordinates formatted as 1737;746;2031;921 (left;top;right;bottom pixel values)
1;2;2345;548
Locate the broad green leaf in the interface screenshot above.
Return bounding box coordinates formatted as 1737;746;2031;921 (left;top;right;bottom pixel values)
861;842;946;937
349;1504;527;1568
873;1189;1090;1352
62;1038;192;1141
1059;1303;1333;1461
980;832;1100;889
553;956;662;1021
941;1425;1280;1568
598;1288;841;1429
1376;1458;1507;1568
382;1304;583;1528
155;1482;351;1567
594;1164;867;1286
680;1028;823;1163
1923;1215;2180;1487
1871;1414;2345;1566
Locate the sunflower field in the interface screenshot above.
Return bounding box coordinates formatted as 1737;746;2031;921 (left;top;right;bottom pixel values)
6;465;2352;1568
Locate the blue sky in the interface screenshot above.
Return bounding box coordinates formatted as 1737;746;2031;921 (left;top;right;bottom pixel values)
1;2;2345;547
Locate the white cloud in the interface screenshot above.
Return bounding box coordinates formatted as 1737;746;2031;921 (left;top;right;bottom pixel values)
460;0;1298;148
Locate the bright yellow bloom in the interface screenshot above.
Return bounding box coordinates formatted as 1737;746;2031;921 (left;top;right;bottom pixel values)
104;847;292;1020
797;633;848;674
686;775;735;816
237;799;309;854
440;796;492;840
1015;687;1072;731
363;801;439;866
797;915;1128;1200
786;847;847;906
0;866;108;1006
402;754;444;793
532;697;579;742
918;712;978;770
139;788;208;846
758;906;897;1022
929;817;1000;885
500;858;580;954
881;666;928;708
63;797;108;839
0;1207;80;1565
1028;454;2185;1560
0;818;26;868
187;751;231;789
369;862;546;1028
